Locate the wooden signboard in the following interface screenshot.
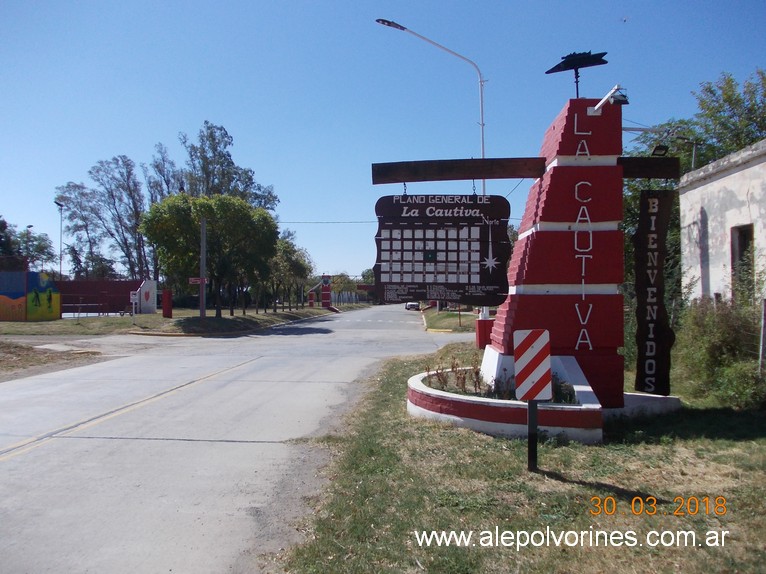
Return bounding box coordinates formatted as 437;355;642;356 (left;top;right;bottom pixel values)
633;189;676;396
374;194;511;305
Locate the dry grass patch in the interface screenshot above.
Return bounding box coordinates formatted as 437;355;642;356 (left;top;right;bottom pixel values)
0;341;104;382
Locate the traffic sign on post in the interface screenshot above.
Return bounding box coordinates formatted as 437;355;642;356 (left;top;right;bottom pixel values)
513;328;552;472
513;329;552;401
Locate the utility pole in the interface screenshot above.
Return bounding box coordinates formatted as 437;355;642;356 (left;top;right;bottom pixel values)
200;217;207;319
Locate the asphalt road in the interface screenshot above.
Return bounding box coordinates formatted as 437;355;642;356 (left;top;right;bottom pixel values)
0;305;473;573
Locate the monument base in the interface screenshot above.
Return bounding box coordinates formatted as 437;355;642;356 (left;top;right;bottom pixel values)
481;345;609;407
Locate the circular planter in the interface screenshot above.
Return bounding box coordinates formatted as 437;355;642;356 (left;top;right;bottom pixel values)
407;371;603;444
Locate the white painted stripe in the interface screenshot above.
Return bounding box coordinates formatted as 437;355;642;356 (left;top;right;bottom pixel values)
513;331;548;373
546;156;620;170
518;221;620;240
516;365;552;400
508;284;619;295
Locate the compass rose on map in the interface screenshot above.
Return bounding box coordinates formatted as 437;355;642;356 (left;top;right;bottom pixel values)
482;220;499;272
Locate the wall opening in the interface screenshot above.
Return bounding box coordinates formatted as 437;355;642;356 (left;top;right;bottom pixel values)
731;223;755;301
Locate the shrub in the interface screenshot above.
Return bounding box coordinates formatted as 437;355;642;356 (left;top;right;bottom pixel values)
712;361;766;410
673;295;764;408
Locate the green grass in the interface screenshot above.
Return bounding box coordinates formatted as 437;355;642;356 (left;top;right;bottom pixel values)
0;305;368;336
285;342;766;574
422;306;478;332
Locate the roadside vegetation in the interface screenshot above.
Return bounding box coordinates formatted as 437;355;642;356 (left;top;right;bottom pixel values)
285;342;765;574
0;306;354;337
421;305;478;333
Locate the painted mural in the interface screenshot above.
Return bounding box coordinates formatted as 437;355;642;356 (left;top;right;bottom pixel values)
0;272;60;321
26;272;60;321
0;272;27;321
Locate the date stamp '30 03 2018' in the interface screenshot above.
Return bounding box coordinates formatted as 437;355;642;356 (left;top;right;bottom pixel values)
589;495;728;517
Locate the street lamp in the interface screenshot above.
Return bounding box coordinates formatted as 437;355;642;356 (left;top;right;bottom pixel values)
675;136;704;170
376;18;487;195
54;200;64;278
25;224;33;271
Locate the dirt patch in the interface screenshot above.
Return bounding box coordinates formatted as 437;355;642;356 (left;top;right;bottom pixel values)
0;341;109;383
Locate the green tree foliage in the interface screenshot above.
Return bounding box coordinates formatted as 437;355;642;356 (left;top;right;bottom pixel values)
0;216;24;271
55;155;149;280
332;272;359;304
142;143;182;205
56;122;283;282
87;155;149;280
267;234;314;311
360;268;375;284
55;182;112;279
180;121;279;210
141;193;279;318
0;217;17;255
19;227;55;272
67;244;119;280
0;218;55;272
139;194;198;282
694;69;766;159
622;68;766;402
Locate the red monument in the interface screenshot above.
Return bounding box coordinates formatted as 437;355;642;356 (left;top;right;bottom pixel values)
372;93;679;415
482;98;625;408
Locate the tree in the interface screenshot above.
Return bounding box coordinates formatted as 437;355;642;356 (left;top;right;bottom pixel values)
0;216;25;271
55;155;150;281
332;273;358;305
88;155;149;280
56;122;283;283
143;143;183;280
20;229;55;272
267;235;313;311
180;121;279;210
143;143;182;205
0;218;55;273
142;193;278;318
621;67;766;362
140;193;199;284
66;244;118;279
55;182;111;278
694;69;766;161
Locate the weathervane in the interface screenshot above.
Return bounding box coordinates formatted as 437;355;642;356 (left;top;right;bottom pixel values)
546;51;608;98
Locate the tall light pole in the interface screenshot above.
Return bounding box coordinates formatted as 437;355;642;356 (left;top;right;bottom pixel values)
25;224;34;271
376;18;487;195
54;200;64;278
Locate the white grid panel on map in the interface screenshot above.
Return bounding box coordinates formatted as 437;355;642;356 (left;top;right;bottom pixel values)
378;224;482;284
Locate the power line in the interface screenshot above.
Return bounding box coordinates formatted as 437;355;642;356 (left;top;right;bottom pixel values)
280;220;377;224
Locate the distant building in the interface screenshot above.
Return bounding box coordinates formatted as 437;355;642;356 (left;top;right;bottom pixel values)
679;138;766;300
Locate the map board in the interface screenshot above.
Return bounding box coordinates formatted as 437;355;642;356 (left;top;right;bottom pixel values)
374;194;511;305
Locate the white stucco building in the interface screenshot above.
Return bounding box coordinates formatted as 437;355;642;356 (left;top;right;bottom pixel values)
679;138;766;300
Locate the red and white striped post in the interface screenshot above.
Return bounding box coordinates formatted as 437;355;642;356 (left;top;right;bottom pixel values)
513;329;552;471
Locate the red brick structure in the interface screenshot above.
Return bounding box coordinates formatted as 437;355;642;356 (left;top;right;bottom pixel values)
483;98;625;408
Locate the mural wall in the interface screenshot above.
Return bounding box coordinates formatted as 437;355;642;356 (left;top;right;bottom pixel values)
26;272;60;321
0;272;27;321
0;272;60;322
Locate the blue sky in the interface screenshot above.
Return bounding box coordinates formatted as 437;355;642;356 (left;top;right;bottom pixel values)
1;0;764;278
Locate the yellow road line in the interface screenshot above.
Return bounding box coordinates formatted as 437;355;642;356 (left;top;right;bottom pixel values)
0;357;260;462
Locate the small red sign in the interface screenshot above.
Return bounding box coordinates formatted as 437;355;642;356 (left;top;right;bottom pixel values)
188;277;208;285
